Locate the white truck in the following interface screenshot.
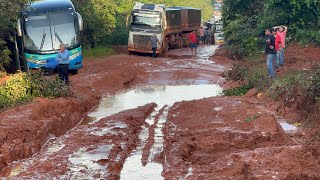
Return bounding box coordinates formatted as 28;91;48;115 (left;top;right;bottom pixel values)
128;2;201;55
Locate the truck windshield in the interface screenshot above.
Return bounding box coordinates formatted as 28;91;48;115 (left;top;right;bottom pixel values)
24;12;79;52
132;14;161;28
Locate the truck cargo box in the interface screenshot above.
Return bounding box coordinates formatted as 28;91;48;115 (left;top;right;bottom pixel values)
168;6;201;32
165;8;182;35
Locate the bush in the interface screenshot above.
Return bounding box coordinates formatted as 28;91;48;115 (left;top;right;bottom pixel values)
0;72;70;109
245;65;271;90
267;72;308;101
225;64;248;81
223;83;253;96
294;28;320;46
83;46;115;58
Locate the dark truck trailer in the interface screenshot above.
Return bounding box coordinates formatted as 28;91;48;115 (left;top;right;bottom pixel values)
171;7;201;32
166;8;182;35
166;6;201;49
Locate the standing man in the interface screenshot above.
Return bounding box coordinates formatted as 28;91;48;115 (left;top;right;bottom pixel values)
197;26;205;45
150;35;160;58
56;43;70;85
265;29;276;78
206;28;212;45
274;25;287;71
189;30;197;56
273;28;282;72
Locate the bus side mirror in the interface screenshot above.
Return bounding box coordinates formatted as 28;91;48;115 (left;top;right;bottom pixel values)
17;19;22;37
76;12;83;31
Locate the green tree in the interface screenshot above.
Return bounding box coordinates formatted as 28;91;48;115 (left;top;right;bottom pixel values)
0;0;27;69
223;0;320;57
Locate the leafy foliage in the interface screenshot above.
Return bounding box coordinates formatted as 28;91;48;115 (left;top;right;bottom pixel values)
0;0;27;69
223;83;253;96
223;0;320;57
0;72;70;109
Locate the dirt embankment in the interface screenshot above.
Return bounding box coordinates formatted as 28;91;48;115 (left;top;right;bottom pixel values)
0;55;144;171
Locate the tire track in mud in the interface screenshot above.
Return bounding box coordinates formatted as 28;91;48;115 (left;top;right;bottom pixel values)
120;106;170;180
141;105;167;166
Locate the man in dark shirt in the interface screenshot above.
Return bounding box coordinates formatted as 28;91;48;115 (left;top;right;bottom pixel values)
150;35;160;58
265;29;276;78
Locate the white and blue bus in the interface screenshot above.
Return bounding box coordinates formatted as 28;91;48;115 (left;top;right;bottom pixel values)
15;0;83;74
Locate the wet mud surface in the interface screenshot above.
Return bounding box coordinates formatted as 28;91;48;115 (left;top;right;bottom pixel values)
163;97;320;179
1;45;320;179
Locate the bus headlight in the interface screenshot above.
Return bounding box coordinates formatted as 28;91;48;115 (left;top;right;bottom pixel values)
70;51;82;60
26;58;46;64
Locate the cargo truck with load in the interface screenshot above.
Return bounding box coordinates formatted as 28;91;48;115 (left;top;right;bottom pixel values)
128;2;201;55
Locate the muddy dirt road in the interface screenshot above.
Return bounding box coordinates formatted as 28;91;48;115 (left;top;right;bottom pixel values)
1;45;320;179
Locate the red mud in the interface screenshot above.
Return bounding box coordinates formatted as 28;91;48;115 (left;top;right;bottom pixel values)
163;97;320;179
284;44;320;71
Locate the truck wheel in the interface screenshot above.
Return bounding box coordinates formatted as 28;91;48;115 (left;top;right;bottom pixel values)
70;69;78;75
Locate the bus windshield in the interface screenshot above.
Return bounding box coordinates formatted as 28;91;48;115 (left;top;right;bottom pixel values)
24;12;79;52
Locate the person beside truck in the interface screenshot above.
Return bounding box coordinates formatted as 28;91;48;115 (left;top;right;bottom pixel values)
189;30;197;56
205;28;212;45
150;35;160;58
197;27;205;45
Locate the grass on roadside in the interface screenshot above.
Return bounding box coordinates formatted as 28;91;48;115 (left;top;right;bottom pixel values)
83;46;116;59
223;83;253;96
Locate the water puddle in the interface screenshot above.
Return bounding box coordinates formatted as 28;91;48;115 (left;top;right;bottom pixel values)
67;145;113;179
196;45;218;64
88;84;223;123
256;106;298;134
278;119;297;133
44;139;65;154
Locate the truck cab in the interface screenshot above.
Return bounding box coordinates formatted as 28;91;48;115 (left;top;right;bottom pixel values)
128;3;166;54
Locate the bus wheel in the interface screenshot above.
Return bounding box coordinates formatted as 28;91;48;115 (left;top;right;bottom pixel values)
70;69;78;75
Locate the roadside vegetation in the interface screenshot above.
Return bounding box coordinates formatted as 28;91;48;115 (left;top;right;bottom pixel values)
0;72;70;109
222;0;320;58
222;0;320;120
83;46;115;59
